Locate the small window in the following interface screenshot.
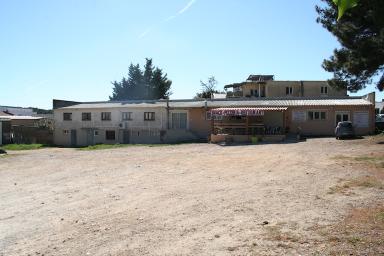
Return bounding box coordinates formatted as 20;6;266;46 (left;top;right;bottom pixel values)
63;129;70;135
101;112;111;121
286;87;293;95
105;130;115;140
144;112;155;121
82;112;91;121
94;130;99;136
321;86;328;94
122;112;132;121
308;111;326;120
63;113;72;121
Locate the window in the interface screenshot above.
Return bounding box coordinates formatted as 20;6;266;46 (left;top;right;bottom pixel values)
335;112;350;125
101;112;111;121
286;87;293;95
82;112;91;121
122;112;132;121
321;86;328;94
63;113;72;121
105;130;115;140
172;113;187;129
308;111;326;120
94;130;99;136
63;130;70;135
144;112;155;121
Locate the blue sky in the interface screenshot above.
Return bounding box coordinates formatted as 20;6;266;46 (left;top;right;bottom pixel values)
1;0;383;109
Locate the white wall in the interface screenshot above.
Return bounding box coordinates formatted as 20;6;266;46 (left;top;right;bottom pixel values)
54;107;168;146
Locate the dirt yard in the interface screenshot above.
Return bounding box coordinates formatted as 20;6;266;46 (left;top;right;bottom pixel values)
1;137;383;255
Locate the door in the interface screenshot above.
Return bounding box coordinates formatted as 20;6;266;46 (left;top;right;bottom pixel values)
70;129;77;147
335;112;350;126
86;129;94;145
123;130;130;144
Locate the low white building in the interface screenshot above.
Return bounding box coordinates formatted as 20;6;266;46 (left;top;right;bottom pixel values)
53;101;196;146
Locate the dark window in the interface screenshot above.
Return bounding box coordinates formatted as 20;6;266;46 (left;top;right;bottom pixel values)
82;112;91;121
308;111;314;120
105;130;115;140
101;112;111;121
286;87;293;95
63;113;72;121
321;86;328;94
308;111;326;120
144;112;155;121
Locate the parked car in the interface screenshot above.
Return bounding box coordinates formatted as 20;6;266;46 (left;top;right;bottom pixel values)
376;114;384;133
376;114;384;122
335;121;355;139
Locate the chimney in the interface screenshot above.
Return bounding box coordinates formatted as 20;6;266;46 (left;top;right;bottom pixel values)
363;92;375;104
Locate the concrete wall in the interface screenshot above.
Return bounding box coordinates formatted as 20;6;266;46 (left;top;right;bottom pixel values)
266;81;302;97
188;108;211;139
0;121;2;145
302;81;347;97
240;81;348;98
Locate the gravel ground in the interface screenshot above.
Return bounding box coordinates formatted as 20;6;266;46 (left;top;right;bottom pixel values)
0;137;383;255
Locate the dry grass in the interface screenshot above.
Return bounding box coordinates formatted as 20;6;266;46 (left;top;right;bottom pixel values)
328;176;384;194
263;225;300;243
314;205;384;255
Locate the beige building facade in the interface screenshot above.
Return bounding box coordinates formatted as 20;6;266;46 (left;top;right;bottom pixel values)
53;93;375;146
226;75;347;98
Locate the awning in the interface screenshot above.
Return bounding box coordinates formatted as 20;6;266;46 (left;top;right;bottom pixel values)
209;107;287;117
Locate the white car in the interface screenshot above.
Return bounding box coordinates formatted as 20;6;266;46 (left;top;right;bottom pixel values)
376;114;384;122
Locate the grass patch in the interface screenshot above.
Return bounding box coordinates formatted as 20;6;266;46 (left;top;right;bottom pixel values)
0;144;45;150
78;143;176;151
328;176;383;194
314;205;384;255
333;154;384;169
264;225;300;243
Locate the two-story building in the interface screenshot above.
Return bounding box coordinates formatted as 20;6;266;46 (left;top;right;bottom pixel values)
225;75;347;98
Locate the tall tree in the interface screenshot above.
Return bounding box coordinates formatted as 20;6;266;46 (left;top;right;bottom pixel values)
109;59;172;100
195;76;220;99
316;0;384;92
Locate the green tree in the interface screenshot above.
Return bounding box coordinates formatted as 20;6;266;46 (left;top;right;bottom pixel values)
316;0;384;92
195;76;220;99
109;58;172;100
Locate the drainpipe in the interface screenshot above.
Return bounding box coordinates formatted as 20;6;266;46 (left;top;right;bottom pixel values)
300;81;304;97
166;99;170;130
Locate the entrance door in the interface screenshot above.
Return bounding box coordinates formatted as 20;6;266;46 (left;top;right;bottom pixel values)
123;130;130;144
335;112;350;126
70;129;77;147
86;129;94;145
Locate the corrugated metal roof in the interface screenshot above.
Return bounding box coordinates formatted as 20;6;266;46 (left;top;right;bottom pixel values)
61;101;167;109
0;116;43;120
207;98;371;108
57;97;372;110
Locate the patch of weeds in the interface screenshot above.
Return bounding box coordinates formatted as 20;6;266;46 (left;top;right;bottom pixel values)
314;205;384;255
0;144;45;150
264;225;300;243
328;176;383;194
333;154;384;169
78;143;192;150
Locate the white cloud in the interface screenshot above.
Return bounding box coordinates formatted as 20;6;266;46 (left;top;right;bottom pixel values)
138;0;197;39
178;0;196;15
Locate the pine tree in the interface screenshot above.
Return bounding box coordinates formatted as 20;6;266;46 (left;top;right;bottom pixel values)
109;59;172;100
316;0;384;92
